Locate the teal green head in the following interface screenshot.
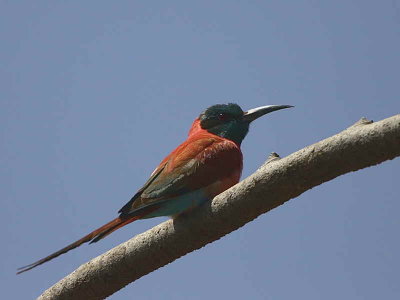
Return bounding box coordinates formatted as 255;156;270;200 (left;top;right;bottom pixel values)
199;103;293;145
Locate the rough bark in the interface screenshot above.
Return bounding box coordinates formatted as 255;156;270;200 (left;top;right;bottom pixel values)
38;114;400;300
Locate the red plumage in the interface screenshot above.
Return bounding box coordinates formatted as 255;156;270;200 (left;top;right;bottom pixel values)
18;103;292;273
17;118;243;274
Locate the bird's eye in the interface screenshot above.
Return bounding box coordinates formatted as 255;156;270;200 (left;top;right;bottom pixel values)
218;113;227;121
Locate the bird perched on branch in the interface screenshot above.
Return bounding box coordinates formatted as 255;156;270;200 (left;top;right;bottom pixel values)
17;103;292;274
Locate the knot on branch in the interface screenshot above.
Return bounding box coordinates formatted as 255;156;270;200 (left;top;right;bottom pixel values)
351;117;374;128
265;152;281;164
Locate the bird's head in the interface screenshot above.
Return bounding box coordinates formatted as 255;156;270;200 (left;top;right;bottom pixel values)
198;103;293;145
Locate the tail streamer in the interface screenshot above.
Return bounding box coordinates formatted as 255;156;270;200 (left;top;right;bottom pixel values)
17;215;139;274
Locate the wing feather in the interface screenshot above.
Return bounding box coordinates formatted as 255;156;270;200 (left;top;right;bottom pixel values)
119;133;242;216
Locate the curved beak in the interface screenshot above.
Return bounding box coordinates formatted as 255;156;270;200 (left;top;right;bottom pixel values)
243;105;293;122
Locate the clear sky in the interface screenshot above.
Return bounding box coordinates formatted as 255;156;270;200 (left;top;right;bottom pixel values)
1;1;399;299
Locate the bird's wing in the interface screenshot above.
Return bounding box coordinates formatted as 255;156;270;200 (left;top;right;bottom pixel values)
119;134;242;216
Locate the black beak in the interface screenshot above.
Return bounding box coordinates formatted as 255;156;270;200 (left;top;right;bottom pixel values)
243;105;293;122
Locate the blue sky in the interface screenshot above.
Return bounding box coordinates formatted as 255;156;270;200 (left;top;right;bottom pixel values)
1;1;399;299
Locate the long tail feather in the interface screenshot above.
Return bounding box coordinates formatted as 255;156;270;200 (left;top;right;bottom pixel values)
89;217;138;244
17;215;138;274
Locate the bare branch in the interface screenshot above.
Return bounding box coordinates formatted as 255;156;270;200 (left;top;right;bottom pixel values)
38;114;400;300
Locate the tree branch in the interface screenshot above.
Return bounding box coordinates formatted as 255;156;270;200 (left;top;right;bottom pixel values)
38;114;400;300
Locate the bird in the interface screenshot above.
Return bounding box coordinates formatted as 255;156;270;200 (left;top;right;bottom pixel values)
17;103;292;274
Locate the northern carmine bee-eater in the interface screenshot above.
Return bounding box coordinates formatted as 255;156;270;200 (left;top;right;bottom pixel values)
17;103;292;274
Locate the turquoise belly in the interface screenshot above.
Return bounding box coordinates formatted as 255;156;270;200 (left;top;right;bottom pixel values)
142;189;209;218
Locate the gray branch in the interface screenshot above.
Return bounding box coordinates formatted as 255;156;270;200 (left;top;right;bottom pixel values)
38;114;400;300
